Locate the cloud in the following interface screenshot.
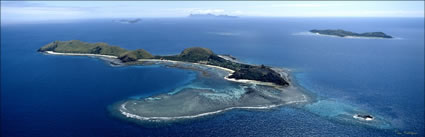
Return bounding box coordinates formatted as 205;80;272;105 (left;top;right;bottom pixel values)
187;8;225;14
272;4;329;8
3;7;86;16
231;10;243;15
175;8;243;16
0;1;44;7
1;1;100;23
1;1;423;24
250;3;348;9
294;10;425;17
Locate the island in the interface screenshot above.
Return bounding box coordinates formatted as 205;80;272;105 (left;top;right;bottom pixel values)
310;29;393;39
115;18;142;24
188;13;238;19
38;40;288;86
38;40;310;122
38;40;385;124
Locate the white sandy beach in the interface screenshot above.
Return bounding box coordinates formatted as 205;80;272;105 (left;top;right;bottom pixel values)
137;59;288;87
119;101;284;121
45;51;118;58
137;59;235;73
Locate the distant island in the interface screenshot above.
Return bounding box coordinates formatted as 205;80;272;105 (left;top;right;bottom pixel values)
188;13;238;19
310;29;393;39
115;18;142;24
38;40;288;86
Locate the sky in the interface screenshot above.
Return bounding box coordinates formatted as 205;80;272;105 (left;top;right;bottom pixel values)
1;1;424;24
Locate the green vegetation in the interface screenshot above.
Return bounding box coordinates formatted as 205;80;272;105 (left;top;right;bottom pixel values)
38;40;127;56
39;41;289;86
156;47;213;62
155;47;289;86
38;40;153;62
180;47;214;61
119;49;153;62
310;29;392;38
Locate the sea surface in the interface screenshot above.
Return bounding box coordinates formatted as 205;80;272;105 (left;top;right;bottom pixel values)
1;18;424;137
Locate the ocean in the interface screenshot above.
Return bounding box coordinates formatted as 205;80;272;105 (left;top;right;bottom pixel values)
1;18;424;137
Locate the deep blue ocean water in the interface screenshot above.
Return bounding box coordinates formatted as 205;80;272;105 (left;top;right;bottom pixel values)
1;18;424;137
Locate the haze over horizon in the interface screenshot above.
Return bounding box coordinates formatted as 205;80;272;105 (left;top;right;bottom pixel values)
1;1;424;24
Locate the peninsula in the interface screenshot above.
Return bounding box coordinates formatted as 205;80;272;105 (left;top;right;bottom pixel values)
310;29;393;39
38;40;288;86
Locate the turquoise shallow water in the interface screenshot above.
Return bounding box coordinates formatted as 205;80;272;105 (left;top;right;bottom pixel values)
1;18;424;137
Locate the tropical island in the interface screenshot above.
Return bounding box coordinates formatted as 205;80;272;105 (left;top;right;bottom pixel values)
37;40;383;123
38;40;309;121
310;29;393;39
38;40;288;86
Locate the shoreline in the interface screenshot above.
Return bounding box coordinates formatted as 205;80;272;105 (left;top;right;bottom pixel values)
137;59;235;73
117;89;310;121
44;51;118;58
118;92;310;121
137;59;289;87
44;51;291;87
120;103;298;121
119;102;283;121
